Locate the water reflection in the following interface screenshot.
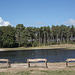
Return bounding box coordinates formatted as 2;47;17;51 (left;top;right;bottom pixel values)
0;49;75;63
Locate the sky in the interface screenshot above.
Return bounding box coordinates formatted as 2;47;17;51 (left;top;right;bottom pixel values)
0;0;75;27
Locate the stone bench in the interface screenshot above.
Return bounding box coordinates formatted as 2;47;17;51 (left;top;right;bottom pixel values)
27;58;47;67
66;58;75;67
0;59;11;68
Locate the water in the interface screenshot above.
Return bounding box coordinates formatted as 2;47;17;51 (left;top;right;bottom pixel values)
0;49;75;63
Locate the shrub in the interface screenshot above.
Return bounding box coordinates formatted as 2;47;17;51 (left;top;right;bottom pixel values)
46;42;60;45
26;42;32;47
32;41;38;47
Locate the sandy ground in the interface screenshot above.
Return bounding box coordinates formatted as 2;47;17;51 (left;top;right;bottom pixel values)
0;62;75;73
1;44;75;51
0;49;5;51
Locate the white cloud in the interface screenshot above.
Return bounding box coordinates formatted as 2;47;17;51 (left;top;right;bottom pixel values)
64;19;75;25
2;21;10;26
0;17;3;23
0;17;11;26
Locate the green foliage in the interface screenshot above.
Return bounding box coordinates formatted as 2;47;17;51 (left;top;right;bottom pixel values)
26;42;32;47
1;26;15;48
16;24;26;47
32;41;38;47
0;24;75;48
46;42;60;45
48;42;57;45
0;27;3;47
61;40;66;44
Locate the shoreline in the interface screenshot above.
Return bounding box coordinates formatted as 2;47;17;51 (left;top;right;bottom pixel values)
0;44;75;51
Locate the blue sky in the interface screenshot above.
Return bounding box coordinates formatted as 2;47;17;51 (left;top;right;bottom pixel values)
0;0;75;27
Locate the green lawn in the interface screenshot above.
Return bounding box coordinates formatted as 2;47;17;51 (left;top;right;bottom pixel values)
0;71;30;75
0;70;75;75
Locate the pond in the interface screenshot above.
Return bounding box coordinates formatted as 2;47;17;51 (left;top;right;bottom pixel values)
0;49;75;63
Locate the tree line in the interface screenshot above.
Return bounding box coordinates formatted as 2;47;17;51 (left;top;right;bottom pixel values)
0;24;75;48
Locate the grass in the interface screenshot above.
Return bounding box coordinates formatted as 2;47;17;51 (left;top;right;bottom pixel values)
0;72;10;75
39;70;75;75
1;44;75;51
0;70;75;75
0;71;30;75
15;71;30;75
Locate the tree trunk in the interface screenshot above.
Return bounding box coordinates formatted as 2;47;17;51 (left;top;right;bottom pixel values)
44;32;46;46
71;32;73;43
39;32;40;45
61;33;63;42
56;33;58;42
67;33;69;43
47;33;50;43
19;32;21;47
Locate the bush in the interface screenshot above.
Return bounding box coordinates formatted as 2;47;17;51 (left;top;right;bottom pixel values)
49;42;57;45
46;42;60;45
26;42;32;47
61;40;66;44
69;42;75;44
32;41;38;47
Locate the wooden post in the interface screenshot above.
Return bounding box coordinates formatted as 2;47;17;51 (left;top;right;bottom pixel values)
45;60;47;68
45;61;47;68
8;61;11;68
28;62;30;67
27;59;30;67
7;60;9;68
66;60;68;67
29;62;30;67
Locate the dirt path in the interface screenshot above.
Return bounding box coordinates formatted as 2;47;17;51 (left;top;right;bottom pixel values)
0;49;5;51
0;62;67;73
0;62;75;73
